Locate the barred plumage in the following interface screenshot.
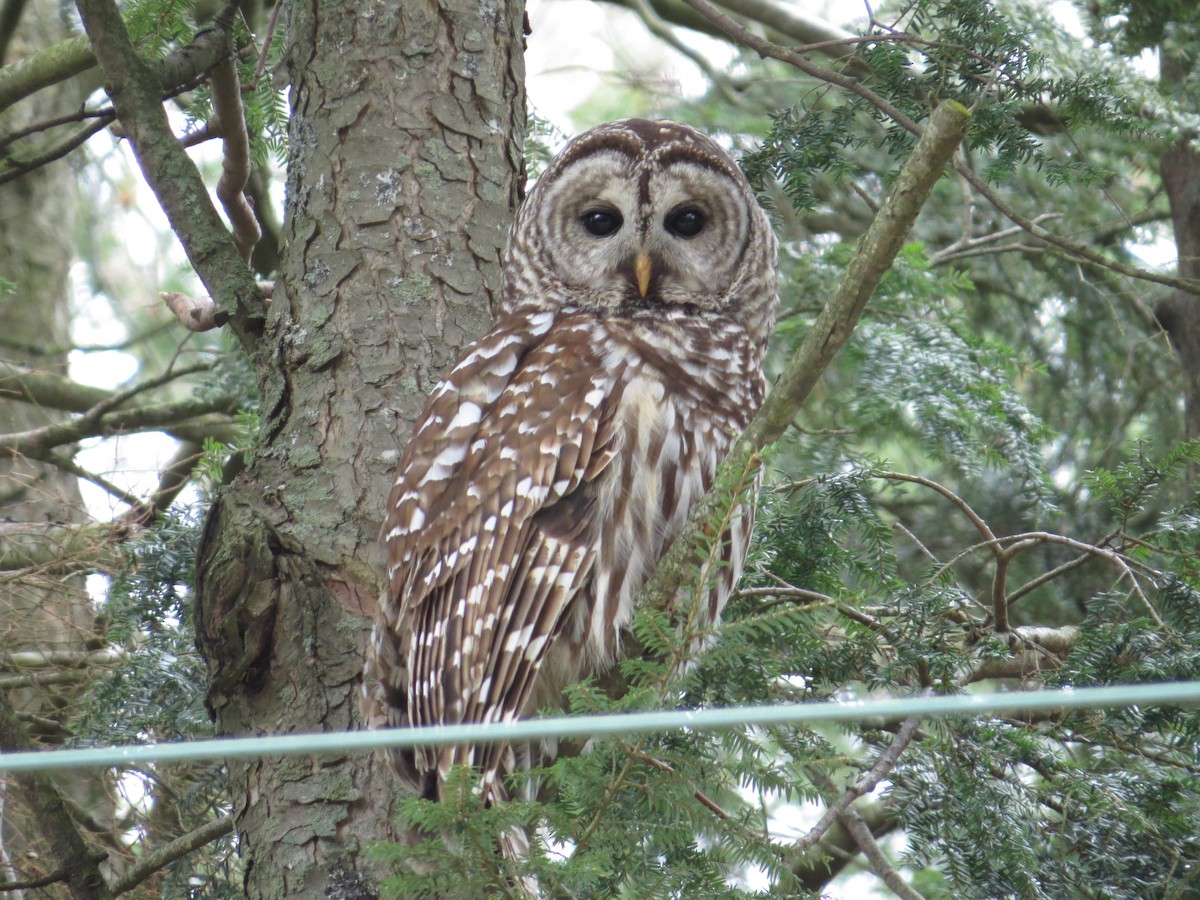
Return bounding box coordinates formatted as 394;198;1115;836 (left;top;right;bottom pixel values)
362;119;778;804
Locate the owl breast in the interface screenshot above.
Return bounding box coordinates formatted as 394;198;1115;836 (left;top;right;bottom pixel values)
532;308;765;711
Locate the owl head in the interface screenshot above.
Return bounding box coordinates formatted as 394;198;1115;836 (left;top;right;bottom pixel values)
501;119;777;343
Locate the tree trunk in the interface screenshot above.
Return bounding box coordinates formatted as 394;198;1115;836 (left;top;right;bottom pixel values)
1154;48;1200;447
0;2;113;885
194;0;526;894
1157;137;1200;443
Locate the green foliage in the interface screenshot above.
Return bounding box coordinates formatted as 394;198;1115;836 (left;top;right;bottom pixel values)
743;0;1149;209
73;505;238;894
17;0;1197;894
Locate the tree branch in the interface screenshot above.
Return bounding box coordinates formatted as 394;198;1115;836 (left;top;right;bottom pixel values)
0;395;238;454
0;520;123;573
836;803;923;900
0;33;94;113
74;0;265;349
209;56;259;261
0;689;114;899
970;625;1080;680
109;813;233;896
791;715;922;854
0;648;125;670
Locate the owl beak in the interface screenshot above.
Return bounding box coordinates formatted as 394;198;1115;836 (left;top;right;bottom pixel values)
634;252;653;298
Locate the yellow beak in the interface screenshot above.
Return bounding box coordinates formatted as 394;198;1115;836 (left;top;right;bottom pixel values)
635;252;652;298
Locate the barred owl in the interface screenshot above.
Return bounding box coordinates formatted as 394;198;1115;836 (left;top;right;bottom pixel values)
362;119;778;804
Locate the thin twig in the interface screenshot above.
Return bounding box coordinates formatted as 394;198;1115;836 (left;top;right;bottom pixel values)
110;813;234;895
249;0;283;90
878;471;999;554
792;714;922;853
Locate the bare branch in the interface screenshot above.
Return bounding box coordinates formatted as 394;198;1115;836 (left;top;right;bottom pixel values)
792;714;922;853
0;395;237;454
110;814;233;896
0;851;109;892
0;689;114;899
209;57;260;260
249;0;284;90
0;359;112;409
0;33;94;113
0;670;91;690
118;439;205;527
0;648;125;669
0;115;114;186
1005;551;1094;607
970;625;1080;681
837;803;923;900
878;471;999;554
954;161;1200;296
0;0;30;65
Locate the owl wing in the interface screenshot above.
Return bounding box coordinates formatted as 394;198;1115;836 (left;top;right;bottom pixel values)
367;311;624;796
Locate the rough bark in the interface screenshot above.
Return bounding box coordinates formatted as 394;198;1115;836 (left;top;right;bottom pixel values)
194;0;527;894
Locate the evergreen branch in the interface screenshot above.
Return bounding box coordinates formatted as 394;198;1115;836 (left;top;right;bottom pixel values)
74;0;266;350
679;0;1200;298
109;813;233;896
0;688;114;899
636;98;971;626
630;748;732;820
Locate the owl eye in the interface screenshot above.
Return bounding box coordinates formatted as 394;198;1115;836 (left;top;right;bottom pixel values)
580;208;623;237
666;207;707;238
